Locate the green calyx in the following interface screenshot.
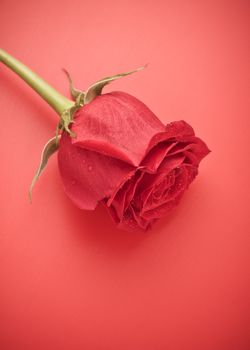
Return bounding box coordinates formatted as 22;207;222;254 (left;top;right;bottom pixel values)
56;64;147;141
0;48;146;200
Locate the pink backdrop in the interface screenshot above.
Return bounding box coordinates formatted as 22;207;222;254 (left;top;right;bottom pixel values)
0;0;249;349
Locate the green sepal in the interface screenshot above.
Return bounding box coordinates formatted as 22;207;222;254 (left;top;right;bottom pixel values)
62;68;85;101
60;108;76;138
84;65;147;104
29;135;61;201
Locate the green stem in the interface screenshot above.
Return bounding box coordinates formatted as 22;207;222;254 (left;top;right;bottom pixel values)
0;48;74;115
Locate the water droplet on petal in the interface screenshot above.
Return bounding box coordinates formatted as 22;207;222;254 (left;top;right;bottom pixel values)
88;165;93;171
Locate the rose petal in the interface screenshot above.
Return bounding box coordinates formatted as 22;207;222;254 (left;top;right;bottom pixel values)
115;204;152;231
141;193;183;220
141;165;197;220
137;155;186;195
105;179;131;220
106;170;143;220
130;205;151;230
145;120;195;155
168;137;211;165
140;121;204;171
141;141;178;172
58;133;135;210
71;91;165;166
141;170;176;211
102;199;120;224
118;207;140;231
164;166;189;200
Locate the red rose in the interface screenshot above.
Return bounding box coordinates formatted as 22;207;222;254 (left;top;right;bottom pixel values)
58;91;210;231
0;49;210;231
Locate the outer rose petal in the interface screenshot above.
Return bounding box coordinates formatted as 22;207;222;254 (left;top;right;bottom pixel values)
141;121;210;171
105;170;143;220
169;137;211;165
58;133;135;210
71;91;165;166
145;120;195;155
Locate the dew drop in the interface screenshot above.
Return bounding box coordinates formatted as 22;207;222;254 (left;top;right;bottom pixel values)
88;165;93;171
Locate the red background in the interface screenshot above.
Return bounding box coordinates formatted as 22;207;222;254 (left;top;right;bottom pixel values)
0;1;249;349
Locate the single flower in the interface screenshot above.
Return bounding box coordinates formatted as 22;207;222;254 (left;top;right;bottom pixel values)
0;48;210;231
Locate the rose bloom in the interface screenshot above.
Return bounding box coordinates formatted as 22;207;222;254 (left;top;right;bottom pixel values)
58;91;210;231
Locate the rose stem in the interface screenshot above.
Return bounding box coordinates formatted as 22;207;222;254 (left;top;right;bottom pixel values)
0;48;74;115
